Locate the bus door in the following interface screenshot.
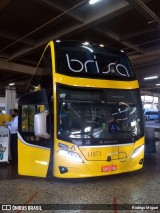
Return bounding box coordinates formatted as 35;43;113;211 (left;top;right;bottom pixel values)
18;89;52;177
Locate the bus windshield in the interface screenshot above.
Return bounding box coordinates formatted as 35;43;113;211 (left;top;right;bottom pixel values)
57;85;143;146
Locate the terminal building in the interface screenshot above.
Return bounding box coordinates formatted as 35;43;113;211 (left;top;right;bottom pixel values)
0;0;160;212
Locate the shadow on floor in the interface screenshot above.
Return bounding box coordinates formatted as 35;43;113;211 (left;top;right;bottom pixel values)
0;162;20;180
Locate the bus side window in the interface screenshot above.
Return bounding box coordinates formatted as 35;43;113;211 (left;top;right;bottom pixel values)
22;105;36;132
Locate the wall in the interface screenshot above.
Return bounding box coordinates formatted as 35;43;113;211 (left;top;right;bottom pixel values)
0;97;18;111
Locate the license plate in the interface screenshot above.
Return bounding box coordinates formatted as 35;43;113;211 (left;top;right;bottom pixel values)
102;165;117;172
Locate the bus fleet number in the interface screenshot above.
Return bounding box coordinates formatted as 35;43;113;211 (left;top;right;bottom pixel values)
87;151;101;158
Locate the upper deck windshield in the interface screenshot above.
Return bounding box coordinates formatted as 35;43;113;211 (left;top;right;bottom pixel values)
57;85;143;146
55;41;136;80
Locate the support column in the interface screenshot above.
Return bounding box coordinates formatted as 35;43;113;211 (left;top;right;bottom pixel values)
5;86;16;114
145;126;156;153
158;97;160;123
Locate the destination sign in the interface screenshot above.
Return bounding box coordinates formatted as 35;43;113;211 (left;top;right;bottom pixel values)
55;42;136;80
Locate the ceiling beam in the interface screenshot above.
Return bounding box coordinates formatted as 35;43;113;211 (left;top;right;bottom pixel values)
120;25;159;41
130;49;160;61
38;0;84;23
0;30;35;47
122;41;143;53
126;0;160;24
140;90;160;97
95;27;143;53
0;60;37;75
95;27;120;41
8;0;132;61
0;0;12;10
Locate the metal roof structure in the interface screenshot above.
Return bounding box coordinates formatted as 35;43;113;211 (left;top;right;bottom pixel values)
0;0;160;97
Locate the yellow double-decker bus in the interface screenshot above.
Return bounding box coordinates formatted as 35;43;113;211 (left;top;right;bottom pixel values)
18;40;144;178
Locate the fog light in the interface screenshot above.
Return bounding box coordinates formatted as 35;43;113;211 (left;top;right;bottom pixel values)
59;166;68;174
139;159;144;164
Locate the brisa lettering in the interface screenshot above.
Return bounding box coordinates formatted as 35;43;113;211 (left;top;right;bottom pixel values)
66;54;129;77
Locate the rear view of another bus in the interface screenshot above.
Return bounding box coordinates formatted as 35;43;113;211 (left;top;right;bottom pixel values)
144;109;158;120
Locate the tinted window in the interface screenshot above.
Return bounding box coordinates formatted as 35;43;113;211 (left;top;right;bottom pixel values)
145;111;158;115
55;42;136;81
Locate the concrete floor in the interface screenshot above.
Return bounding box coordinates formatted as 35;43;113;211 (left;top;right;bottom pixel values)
0;144;159;213
0;124;160;213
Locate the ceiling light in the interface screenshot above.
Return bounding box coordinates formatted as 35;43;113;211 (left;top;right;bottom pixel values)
144;76;158;80
56;40;61;42
82;41;90;45
89;0;102;5
99;44;104;47
156;83;160;86
9;83;15;86
121;50;124;52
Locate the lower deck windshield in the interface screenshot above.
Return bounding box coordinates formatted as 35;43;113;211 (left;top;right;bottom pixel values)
57;85;143;146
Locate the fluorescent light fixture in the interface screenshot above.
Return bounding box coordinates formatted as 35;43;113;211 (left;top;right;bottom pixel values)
144;76;158;80
121;50;124;52
89;0;102;5
56;40;61;42
9;83;15;86
100;44;104;47
156;83;160;86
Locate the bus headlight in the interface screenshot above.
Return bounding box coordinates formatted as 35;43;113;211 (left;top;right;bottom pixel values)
58;150;83;163
131;145;144;159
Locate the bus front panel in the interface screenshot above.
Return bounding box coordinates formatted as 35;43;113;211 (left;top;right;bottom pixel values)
53;137;144;178
53;84;144;178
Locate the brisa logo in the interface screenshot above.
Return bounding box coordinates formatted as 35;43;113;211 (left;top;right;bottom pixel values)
66;54;129;77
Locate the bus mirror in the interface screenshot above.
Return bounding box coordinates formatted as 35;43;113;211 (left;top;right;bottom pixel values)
34;111;50;139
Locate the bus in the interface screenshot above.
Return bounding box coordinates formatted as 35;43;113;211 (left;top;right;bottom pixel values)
144;110;158;120
18;40;144;178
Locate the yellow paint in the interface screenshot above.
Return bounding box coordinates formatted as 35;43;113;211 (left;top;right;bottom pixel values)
53;137;144;178
18;42;54;177
55;73;139;89
18;138;50;177
0;114;12;126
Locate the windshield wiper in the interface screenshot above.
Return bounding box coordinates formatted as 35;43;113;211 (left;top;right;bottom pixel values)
131;132;138;139
119;131;138;139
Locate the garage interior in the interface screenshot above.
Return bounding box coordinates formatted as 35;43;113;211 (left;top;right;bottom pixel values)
0;0;160;212
0;0;160;96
